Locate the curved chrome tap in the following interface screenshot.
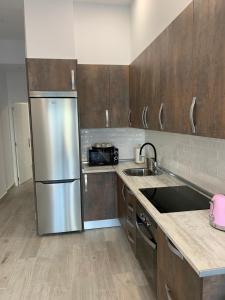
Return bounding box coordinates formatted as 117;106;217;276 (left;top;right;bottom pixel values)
139;143;158;171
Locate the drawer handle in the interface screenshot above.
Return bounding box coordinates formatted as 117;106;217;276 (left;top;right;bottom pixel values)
127;232;134;244
165;284;173;300
122;185;126;203
126;187;134;196
166;237;184;260
127;204;134;213
136;221;157;250
127;218;135;228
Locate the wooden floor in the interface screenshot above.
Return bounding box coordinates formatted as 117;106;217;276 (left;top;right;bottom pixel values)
0;181;154;300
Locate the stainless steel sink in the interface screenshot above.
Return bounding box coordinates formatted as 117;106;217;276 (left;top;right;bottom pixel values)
123;168;163;177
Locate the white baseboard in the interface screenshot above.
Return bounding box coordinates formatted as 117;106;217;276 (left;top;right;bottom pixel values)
84;218;121;230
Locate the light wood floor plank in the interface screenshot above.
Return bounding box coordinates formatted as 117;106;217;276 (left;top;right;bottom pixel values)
0;181;155;300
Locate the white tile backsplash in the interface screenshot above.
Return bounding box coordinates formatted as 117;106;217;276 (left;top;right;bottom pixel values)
81;128;145;161
145;130;225;194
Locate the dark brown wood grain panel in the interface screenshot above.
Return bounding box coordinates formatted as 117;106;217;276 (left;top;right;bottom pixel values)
193;0;225;138
129;53;147;128
117;175;127;231
26;59;77;91
109;65;129;127
77;64;109;128
160;3;194;134
144;38;161;130
83;172;117;221
157;227;202;300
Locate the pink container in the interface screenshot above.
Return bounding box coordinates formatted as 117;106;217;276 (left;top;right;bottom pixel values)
210;194;225;231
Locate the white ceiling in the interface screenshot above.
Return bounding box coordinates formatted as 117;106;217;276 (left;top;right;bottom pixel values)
0;0;25;40
74;0;133;5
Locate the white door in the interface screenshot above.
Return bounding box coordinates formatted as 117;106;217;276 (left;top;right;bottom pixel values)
12;103;32;184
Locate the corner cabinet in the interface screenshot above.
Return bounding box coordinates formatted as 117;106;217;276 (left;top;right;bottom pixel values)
26;59;77;92
77;64;130;129
82;172;117;221
157;228;225;300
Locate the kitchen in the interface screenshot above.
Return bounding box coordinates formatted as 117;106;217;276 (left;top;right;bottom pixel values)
1;0;225;299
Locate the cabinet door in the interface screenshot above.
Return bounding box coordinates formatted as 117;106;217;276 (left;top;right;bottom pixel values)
157;228;202;300
160;3;194;134
130;54;147;129
144;38;161;130
77;64;109;129
117;175;127;231
26;59;77;91
109;66;130;127
193;0;225;138
83;172;117;221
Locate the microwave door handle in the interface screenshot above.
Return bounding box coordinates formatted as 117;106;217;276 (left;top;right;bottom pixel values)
136;221;157;250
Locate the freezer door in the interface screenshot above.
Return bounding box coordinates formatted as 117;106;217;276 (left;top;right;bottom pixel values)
30;97;80;181
35;180;82;234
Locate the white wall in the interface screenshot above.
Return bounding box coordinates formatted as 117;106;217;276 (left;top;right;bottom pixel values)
0;71;14;196
74;2;131;64
6;68;28;103
146;131;225;195
0;39;26;64
130;0;192;60
24;0;76;59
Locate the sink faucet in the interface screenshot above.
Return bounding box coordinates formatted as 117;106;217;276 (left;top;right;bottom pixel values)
139;143;158;171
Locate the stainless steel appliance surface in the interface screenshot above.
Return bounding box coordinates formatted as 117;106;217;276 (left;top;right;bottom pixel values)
30;91;82;235
136;203;157;296
140;185;210;213
88;144;119;166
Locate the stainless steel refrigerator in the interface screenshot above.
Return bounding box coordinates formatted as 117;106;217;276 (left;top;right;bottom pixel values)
29;91;82;235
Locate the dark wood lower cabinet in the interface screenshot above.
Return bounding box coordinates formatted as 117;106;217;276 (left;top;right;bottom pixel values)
117;176;137;253
83;172;117;221
157;228;225;300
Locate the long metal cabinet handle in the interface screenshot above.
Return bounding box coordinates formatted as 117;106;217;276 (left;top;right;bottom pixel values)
71;69;75;90
105;109;109;128
142;106;146;128
165;284;173;300
189;97;197;134
122;185;126;203
166;237;184;260
145;105;149;129
136;221;157;250
159;103;164;130
128;109;132;127
84;174;88;193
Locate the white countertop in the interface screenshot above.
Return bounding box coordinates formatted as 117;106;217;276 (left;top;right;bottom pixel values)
82;161;225;277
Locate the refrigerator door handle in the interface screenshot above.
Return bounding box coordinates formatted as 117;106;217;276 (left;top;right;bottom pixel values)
38;179;79;184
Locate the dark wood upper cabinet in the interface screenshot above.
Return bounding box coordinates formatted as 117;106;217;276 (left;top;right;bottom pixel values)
160;3;194;134
78;64;129;129
26;59;77;91
83;172;117;221
145;37;161;131
109;65;130;127
193;0;225;139
130;53;147;129
77;64;109;128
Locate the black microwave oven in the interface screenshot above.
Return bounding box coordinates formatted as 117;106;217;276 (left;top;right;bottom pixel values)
88;146;119;166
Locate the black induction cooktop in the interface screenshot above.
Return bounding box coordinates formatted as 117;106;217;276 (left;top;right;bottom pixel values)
139;185;210;213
